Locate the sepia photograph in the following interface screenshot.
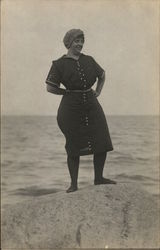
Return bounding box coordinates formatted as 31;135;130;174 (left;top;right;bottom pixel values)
1;0;159;249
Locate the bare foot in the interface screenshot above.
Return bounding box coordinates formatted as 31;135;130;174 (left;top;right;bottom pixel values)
94;177;117;185
66;185;78;193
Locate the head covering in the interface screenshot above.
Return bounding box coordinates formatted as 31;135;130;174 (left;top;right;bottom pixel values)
63;29;84;49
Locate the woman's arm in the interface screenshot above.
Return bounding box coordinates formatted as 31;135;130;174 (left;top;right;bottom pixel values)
94;71;105;97
46;83;68;95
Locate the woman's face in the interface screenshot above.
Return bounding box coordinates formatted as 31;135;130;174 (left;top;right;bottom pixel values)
69;37;84;55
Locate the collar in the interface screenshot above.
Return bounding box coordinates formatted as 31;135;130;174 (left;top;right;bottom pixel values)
62;53;84;61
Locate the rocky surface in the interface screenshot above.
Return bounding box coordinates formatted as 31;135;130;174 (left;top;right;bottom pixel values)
2;183;159;249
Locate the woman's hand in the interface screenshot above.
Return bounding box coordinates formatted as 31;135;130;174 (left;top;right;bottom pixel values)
46;84;67;95
65;89;71;93
93;71;105;98
92;89;100;97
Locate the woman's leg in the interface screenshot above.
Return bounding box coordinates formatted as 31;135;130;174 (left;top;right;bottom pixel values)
93;152;116;184
66;155;80;192
93;152;107;183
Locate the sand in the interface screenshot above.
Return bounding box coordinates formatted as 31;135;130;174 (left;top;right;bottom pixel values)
2;183;159;249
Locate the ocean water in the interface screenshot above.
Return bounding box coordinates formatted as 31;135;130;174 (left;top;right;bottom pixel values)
1;115;159;208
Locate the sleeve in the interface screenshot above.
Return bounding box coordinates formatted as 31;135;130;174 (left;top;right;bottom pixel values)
45;61;61;87
92;57;105;78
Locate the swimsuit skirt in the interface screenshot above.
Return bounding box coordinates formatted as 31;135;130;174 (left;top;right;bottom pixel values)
46;53;113;156
57;90;113;156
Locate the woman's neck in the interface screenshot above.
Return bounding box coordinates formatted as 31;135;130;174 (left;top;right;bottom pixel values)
66;51;81;60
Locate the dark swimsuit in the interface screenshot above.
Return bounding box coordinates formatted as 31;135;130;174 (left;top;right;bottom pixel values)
46;53;113;156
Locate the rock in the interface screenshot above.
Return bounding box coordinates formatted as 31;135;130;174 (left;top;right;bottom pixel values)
2;184;159;248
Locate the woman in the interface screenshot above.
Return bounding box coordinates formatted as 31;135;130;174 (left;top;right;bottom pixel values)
46;29;116;193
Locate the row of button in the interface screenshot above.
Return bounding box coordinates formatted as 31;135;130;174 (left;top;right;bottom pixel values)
88;141;92;151
77;61;87;91
83;93;87;103
77;61;92;152
85;115;88;126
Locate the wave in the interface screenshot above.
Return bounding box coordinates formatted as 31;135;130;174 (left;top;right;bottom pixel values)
111;155;135;164
80;159;93;165
115;173;158;182
2;160;13;167
112;154;158;163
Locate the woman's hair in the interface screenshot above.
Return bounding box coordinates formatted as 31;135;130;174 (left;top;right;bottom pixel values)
63;29;84;49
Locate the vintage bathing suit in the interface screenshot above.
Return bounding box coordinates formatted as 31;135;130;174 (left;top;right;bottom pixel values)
46;53;113;156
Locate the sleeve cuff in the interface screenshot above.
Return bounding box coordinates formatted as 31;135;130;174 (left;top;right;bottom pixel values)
46;80;60;87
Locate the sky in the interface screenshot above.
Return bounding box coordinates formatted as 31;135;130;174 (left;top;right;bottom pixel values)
1;0;159;115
